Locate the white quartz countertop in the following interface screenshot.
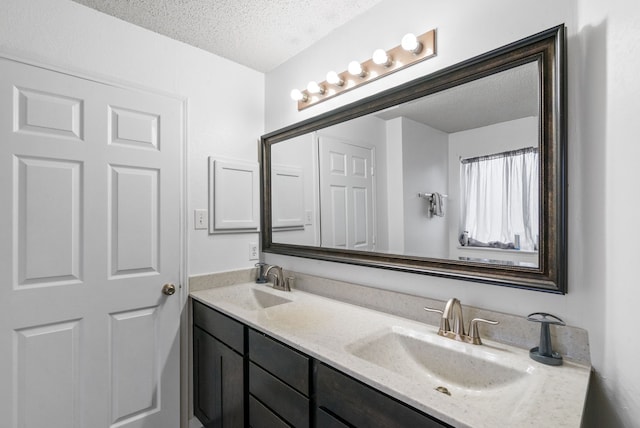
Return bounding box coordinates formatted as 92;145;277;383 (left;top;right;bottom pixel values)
191;282;591;428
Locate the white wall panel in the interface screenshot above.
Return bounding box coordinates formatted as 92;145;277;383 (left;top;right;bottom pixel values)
109;307;159;426
352;156;367;178
330;186;347;247
15;156;82;287
329;152;346;175
352;187;368;247
109;165;159;277
109;106;159;150
15;320;81;428
13;87;83;140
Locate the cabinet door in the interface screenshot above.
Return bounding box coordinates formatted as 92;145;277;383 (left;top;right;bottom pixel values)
193;326;245;428
317;363;450;428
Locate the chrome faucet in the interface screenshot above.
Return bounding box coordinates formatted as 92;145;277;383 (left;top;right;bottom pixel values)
264;265;291;291
425;298;498;345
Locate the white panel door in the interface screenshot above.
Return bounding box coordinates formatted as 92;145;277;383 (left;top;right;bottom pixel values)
210;158;259;231
0;57;183;428
318;136;375;250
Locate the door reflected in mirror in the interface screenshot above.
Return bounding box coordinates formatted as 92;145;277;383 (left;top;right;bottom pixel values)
272;61;540;268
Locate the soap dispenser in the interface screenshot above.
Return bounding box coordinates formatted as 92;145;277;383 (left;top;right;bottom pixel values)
527;312;566;366
255;262;269;284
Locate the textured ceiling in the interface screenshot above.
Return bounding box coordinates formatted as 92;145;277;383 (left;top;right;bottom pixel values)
71;0;385;72
375;61;540;133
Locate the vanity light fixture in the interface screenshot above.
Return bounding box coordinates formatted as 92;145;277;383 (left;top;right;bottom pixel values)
291;28;436;110
348;61;367;78
326;70;344;86
372;49;393;67
306;81;325;95
289;89;308;102
401;33;422;54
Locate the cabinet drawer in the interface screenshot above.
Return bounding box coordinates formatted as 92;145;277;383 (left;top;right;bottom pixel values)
249;329;309;395
193;299;244;353
250;362;309;427
317;363;450;428
249;395;290;428
316;408;350;428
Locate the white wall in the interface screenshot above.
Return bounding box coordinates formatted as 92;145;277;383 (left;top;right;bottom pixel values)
576;0;640;425
400;118;448;258
386;118;405;253
0;0;265;276
265;0;640;425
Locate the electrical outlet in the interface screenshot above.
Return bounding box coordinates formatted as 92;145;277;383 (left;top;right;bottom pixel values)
305;210;313;225
194;209;208;230
248;242;259;260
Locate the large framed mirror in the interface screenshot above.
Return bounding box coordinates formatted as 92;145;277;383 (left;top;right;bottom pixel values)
261;25;567;293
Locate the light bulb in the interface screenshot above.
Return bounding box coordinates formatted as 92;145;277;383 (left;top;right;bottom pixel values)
348;60;366;77
306;81;324;95
372;49;392;67
326;70;344;86
401;33;422;54
290;89;307;102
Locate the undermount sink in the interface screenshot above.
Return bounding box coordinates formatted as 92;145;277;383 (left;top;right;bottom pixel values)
346;325;534;393
218;287;293;311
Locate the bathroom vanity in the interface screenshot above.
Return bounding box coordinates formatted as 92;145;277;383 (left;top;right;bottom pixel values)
193;299;447;428
190;280;590;428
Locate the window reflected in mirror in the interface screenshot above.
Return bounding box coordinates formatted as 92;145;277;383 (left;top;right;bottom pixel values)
459;147;539;267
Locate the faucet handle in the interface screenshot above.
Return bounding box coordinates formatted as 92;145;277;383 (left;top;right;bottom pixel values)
423;306;443;315
468;318;499;345
424;307;450;333
284;275;294;291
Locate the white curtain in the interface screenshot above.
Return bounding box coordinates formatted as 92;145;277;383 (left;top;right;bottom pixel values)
460;148;539;251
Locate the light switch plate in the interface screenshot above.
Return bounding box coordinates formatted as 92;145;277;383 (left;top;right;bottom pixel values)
194;209;208;230
305;210;313;225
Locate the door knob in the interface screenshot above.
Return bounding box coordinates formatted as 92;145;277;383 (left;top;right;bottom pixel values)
162;283;176;296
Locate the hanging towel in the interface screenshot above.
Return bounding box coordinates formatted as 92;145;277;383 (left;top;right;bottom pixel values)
431;192;444;217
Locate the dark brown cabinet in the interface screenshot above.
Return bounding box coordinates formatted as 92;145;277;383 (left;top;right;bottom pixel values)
316;363;451;428
248;329;311;427
193;299;450;428
193;301;245;428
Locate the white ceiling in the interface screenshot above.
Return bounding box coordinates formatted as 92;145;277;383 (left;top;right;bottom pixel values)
375;61;540;133
71;0;385;72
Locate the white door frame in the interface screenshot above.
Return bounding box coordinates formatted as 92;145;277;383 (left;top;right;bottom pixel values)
0;51;190;428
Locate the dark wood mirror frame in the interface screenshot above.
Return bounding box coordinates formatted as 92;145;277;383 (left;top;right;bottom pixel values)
261;25;567;293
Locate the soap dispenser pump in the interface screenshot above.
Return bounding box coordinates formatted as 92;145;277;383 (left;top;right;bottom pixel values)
527;312;566;366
